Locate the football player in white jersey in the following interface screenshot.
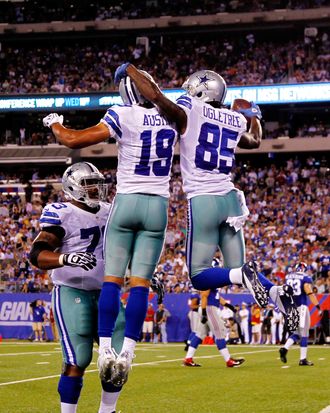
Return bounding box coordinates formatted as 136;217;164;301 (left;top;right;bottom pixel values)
113;63;299;334
29;162;124;413
42;74;178;388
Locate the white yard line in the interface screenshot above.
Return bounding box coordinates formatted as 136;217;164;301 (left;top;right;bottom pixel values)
0;347;308;387
0;350;61;357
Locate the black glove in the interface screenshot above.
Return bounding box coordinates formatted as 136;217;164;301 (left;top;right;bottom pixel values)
150;274;165;304
60;252;97;271
201;309;208;324
225;303;237;313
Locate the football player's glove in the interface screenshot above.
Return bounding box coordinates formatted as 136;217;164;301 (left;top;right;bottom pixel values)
59;252;97;271
201;309;208;324
224;302;237;313
150;274;165;304
114;63;131;84
43;113;64;128
238;102;262;120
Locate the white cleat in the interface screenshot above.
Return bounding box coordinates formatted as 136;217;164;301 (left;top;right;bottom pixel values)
97;348;117;383
111;350;134;387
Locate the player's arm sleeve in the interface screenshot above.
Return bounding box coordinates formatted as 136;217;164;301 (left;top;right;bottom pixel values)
29;205;66;270
100;108;123;141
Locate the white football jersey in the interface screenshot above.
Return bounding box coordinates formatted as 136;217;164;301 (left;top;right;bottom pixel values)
177;95;247;199
39;201;111;290
101;105;178;198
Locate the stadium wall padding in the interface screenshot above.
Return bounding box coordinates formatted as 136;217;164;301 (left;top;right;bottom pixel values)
0;293;329;340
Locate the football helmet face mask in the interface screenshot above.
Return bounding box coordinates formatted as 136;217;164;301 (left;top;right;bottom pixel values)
119;71;154;105
62;162;107;208
182;70;227;104
295;262;308;273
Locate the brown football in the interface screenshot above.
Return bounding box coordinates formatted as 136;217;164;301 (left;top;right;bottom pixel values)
230;98;251;111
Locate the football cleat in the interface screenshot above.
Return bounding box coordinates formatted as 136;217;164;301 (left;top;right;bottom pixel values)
279;347;288;363
226;358;245;368
150;274;165;304
299;359;314;366
241;261;268;308
183;358;201;367
98;348;117;383
277;285;299;333
111;350;134;387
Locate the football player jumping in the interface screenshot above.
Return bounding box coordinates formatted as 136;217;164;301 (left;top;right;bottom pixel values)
113;63;299;333
42;73;178;389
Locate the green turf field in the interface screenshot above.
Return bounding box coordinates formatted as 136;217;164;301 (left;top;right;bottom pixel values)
0;341;329;413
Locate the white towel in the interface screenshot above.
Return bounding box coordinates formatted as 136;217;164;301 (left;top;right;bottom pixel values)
226;190;250;232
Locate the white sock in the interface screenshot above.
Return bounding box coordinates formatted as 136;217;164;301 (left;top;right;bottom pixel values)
121;337;136;355
61;402;77;413
220;348;230;362
284;337;295;350
269;286;285;312
300;346;307;360
98;389;121;413
186;346;196;359
99;337;112;352
229;268;243;284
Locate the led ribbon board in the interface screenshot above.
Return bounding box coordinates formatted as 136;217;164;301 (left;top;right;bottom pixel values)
0;83;329;112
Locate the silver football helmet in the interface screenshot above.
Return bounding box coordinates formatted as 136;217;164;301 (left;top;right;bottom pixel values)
119;71;154;105
182;70;227;104
62;162;107;208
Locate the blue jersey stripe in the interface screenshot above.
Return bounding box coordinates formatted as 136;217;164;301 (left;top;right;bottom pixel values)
178;94;192;103
40;217;61;225
106;109;122;130
104;113;122;138
177;99;192;110
42;211;60;218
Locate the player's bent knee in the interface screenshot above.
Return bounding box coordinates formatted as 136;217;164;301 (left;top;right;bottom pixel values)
63;364;85;377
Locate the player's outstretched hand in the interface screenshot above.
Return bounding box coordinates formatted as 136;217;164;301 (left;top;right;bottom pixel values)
114;63;131;84
43;113;64;128
238;102;262;120
60;252;97;271
150;274;165;304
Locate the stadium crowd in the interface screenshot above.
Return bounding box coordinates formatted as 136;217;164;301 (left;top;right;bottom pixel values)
0;158;329;295
0;0;329;24
1;28;329;94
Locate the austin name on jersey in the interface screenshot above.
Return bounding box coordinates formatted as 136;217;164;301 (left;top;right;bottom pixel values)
101;105;177;198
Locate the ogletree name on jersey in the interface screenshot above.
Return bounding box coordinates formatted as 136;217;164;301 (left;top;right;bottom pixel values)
203;106;242;128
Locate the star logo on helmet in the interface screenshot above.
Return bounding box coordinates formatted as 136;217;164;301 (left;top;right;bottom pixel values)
197;74;214;89
66;169;74;177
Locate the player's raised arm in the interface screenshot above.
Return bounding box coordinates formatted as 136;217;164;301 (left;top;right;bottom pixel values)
236;102;262;149
42;113;110;149
115;63;187;134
